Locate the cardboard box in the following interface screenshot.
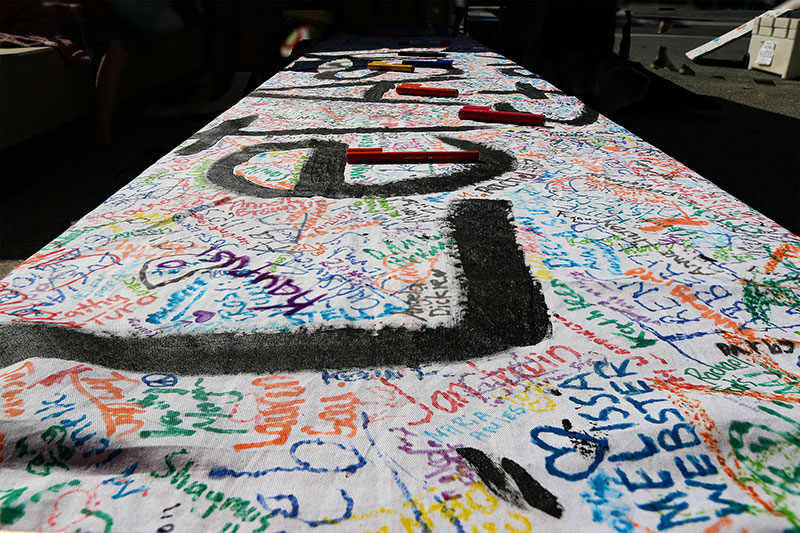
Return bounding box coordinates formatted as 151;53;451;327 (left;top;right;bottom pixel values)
749;16;800;79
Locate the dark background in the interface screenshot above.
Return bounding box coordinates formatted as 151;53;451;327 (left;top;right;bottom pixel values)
1;0;798;264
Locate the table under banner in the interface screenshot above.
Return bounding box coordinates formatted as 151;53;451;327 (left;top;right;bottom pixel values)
1;35;799;532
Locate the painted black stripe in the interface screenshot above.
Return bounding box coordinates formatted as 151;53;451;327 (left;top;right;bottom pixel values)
204;136;515;199
175;115;492;156
0;200;551;374
247;92;464;106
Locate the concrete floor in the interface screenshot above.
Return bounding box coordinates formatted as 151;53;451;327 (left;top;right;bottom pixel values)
615;8;800;118
0;260;22;278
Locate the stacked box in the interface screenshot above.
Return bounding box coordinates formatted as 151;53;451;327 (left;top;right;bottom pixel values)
749;16;800;79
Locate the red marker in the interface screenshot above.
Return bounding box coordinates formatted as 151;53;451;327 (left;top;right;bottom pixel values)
458;105;544;126
396;83;458;97
346;147;479;164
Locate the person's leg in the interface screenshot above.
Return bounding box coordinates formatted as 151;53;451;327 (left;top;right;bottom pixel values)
454;6;466;34
94;38;130;144
651;44;677;71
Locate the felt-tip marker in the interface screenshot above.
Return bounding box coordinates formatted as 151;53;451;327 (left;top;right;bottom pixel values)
396;83;458;97
458;105;544;126
397;50;448;57
401;59;453;69
346;147;478;164
368;61;414;72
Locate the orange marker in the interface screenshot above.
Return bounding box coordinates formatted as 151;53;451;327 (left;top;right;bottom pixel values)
396;83;459;97
368;61;414;72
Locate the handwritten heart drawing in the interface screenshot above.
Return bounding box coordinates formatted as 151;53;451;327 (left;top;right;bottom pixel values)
530;425;609;482
193;310;215;323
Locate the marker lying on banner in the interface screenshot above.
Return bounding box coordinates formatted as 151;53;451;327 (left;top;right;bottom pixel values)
397;39;451;46
458;105;544;126
368;61;414;72
445;45;486;53
401;59;453;69
346;147;478;164
397;50;448;57
396;83;458;97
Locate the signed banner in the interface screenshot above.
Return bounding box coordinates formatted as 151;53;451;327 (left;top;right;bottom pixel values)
1;36;798;532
